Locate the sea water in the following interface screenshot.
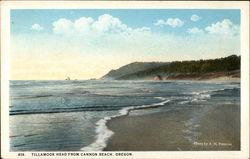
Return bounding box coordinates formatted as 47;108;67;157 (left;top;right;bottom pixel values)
9;80;240;151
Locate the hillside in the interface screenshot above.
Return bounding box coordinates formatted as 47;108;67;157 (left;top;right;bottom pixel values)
101;55;240;80
101;62;169;79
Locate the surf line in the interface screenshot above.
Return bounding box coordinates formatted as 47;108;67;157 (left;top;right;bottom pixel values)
81;97;171;151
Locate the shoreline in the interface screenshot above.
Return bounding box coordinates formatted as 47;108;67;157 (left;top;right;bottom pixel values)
104;87;240;151
104;109;192;151
105;106;240;151
112;70;241;82
167;77;240;83
125;77;240;83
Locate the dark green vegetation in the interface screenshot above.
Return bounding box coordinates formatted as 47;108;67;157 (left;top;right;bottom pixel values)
102;55;240;80
102;62;169;79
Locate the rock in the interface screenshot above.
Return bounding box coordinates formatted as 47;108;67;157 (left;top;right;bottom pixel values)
154;75;162;81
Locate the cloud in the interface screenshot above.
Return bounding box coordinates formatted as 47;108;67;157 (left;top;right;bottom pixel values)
74;17;94;34
190;14;200;22
205;19;239;36
154;18;184;28
31;24;44;31
187;27;203;34
92;14;128;33
154;20;165;27
53;18;74;35
166;18;184;27
52;14;150;37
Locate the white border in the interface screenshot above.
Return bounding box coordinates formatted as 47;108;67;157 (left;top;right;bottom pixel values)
1;1;249;159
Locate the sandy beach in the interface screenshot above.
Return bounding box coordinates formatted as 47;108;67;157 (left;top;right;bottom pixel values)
164;77;240;83
105;95;240;151
164;71;240;83
204;77;240;82
105;109;192;151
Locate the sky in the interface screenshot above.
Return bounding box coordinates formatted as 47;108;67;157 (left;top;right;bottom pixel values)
11;9;240;80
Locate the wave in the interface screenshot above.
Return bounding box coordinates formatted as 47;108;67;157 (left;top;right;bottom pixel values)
9;105;133;115
178;87;239;105
178;94;210;105
13;95;54;100
193;87;239;95
12;91;152;101
10;98;165;115
81;97;171;151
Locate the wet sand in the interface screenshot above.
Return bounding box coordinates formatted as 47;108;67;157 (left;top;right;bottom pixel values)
105;109;192;151
105;104;240;151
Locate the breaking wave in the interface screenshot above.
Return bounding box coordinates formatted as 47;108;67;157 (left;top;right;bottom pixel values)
81;97;170;151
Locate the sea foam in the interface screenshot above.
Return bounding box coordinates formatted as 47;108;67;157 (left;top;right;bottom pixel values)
81;97;170;151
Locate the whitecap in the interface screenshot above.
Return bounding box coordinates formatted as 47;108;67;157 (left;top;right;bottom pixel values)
81;98;171;151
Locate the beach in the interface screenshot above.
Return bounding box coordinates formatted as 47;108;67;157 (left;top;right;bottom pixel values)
105;87;240;151
164;71;240;83
204;77;240;82
105;109;192;151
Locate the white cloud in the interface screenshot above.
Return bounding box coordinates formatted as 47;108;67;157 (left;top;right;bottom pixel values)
52;14;150;37
187;27;203;34
53;18;74;35
92;14;128;33
74;17;94;34
205;19;239;36
134;27;151;32
190;14;200;22
31;24;44;31
166;18;184;27
154;19;165;27
154;18;184;28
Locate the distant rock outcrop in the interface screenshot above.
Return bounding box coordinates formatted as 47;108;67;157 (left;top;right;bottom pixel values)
154;75;162;81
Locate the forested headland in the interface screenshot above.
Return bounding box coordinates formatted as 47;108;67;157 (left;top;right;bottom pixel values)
102;55;240;80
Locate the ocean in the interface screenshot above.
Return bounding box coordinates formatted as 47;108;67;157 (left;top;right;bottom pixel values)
9;80;240;151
